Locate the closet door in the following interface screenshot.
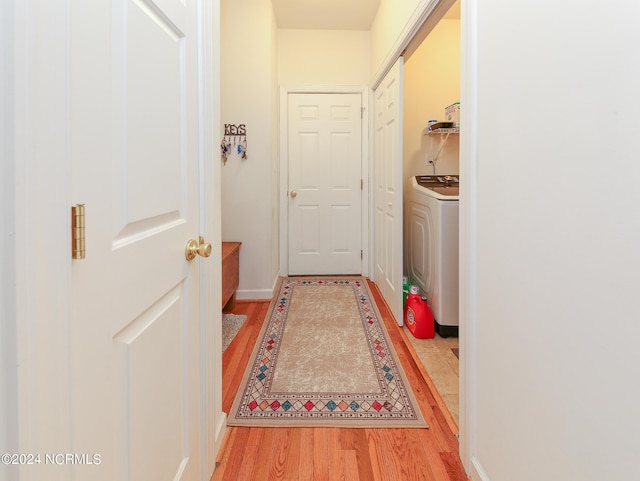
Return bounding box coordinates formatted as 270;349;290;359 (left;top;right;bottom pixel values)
373;57;404;325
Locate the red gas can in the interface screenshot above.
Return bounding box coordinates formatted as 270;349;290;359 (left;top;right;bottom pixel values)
404;286;435;339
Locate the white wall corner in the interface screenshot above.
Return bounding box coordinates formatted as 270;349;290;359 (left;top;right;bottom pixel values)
1;2;18;476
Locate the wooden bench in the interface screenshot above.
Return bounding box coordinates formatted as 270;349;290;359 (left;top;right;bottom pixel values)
221;242;241;311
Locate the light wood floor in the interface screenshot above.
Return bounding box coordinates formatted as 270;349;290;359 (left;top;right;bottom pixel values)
214;280;467;481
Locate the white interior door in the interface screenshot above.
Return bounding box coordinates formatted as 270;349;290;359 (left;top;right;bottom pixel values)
374;58;404;325
288;93;363;275
69;0;204;479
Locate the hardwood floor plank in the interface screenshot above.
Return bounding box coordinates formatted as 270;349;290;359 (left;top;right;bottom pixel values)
365;431;383;481
211;427;237;481
440;451;469;481
282;427;302;480
219;427;250;481
341;450;359;481
350;429;375;481
397;429;441;481
327;428;346;481
246;426;267;447
215;282;468;481
233;428;266;481
298;428;315;481
367;429;405;481
338;428;355;450
236;442;261;481
267;428;288;481
313;428;330;481
251;428;277;481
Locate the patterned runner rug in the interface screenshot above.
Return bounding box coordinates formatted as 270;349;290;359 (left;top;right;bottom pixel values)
227;277;427;428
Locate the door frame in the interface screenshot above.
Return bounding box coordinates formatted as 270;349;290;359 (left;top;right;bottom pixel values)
278;86;370;277
200;0;227;475
10;4;74;480
6;1;224;479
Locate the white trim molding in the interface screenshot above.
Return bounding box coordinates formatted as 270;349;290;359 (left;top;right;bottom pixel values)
198;0;227;476
458;0;477;474
12;1;74;480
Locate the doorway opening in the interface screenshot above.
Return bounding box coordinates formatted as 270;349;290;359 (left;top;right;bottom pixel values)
401;0;461;429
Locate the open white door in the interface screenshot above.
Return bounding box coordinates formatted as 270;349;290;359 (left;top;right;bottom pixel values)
373;58;404;325
68;0;207;479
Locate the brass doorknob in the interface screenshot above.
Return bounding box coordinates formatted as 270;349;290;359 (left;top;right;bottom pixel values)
290;190;297;198
185;236;212;261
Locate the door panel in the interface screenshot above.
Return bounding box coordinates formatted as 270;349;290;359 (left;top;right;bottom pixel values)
373;58;404;325
288;93;363;275
113;286;188;481
120;0;185;224
70;0;202;480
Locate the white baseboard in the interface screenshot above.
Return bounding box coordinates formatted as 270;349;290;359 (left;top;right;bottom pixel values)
236;289;273;300
236;275;280;301
471;455;491;481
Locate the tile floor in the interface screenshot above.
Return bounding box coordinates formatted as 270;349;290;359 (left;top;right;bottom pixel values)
403;328;459;426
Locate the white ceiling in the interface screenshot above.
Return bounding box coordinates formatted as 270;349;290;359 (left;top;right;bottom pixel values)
271;0;460;30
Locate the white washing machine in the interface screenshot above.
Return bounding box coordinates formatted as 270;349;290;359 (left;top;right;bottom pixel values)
407;175;459;337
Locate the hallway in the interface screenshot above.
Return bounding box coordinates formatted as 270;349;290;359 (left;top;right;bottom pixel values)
214;280;466;481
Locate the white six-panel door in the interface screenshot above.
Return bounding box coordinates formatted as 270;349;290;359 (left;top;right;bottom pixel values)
288;93;363;275
374;58;404;325
69;1;204;480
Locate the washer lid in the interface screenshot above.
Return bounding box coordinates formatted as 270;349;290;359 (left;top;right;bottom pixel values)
415;175;459;197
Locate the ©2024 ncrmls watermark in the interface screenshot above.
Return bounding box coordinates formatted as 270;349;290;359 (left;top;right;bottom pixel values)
2;453;102;465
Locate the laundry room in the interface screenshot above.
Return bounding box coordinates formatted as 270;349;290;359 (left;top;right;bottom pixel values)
401;1;461;426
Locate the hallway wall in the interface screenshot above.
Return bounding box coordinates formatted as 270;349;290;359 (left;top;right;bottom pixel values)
278;29;370;86
221;0;279;299
468;1;640;480
221;15;372;298
370;0;423;78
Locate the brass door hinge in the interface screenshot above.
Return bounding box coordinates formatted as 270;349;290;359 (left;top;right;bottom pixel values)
72;204;86;260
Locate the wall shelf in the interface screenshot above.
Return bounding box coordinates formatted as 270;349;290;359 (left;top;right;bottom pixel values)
424;127;460;135
423;127;459;170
